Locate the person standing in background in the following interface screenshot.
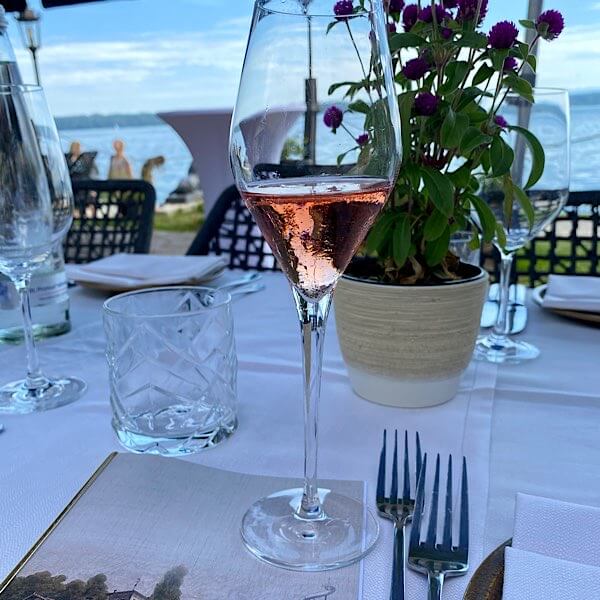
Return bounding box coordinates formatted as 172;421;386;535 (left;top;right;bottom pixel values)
108;139;133;179
141;155;166;185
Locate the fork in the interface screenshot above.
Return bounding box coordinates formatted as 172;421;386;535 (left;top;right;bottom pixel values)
408;453;469;600
376;430;423;600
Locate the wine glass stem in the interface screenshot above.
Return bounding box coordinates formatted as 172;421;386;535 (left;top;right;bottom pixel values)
492;252;514;340
14;277;48;392
292;288;333;520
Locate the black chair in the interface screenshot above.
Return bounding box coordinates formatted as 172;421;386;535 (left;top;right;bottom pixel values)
481;191;600;286
187;185;277;271
64;179;155;264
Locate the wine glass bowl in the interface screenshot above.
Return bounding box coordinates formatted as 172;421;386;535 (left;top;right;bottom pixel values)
230;0;400;570
475;88;570;364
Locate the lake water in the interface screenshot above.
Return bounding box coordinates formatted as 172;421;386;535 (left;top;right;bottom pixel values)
59;101;600;205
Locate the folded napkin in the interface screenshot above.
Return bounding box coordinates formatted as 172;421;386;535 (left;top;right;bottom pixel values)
66;254;228;289
503;494;600;600
542;275;600;313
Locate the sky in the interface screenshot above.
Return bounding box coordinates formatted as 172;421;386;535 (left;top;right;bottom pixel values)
4;0;600;116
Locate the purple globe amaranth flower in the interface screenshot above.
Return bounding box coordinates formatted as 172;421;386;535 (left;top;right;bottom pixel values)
457;0;488;24
503;56;518;72
414;92;439;116
324;106;344;132
356;133;369;146
388;22;397;33
388;0;405;12
443;0;459;7
536;9;564;41
488;21;519;49
334;0;354;18
402;3;420;31
402;57;430;80
494;115;508;129
420;4;450;24
441;26;453;39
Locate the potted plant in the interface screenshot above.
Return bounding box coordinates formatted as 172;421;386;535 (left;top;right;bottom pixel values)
327;0;564;406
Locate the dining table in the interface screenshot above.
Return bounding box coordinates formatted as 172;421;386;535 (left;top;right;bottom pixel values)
1;270;599;599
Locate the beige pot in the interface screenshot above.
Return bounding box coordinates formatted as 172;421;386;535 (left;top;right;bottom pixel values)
334;267;488;408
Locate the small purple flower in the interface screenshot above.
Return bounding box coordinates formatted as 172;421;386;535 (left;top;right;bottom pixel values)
356;133;369;146
494;115;508;129
420;4;449;24
503;56;518;72
334;0;354;18
441;26;453;39
388;22;397;33
457;0;488;24
402;57;430;80
388;0;404;12
324;106;344;132
488;21;519;49
402;3;419;31
536;9;564;40
414;92;439;116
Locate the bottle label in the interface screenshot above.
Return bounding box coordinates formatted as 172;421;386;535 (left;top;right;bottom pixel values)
29;272;69;307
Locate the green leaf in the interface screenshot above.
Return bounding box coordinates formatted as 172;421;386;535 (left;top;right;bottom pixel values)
423;210;448;241
472;64;496;86
490;49;510;71
468;193;497;242
503;73;534;103
328;81;357;96
460;127;492;156
513;184;535;229
424;227;451;267
457;31;488;48
502;174;515;223
441;109;469;149
441;61;470;94
402;162;421;191
392;215;412;267
495;221;507;249
514;41;529;60
508;125;546;189
519;19;536;29
448;165;472;189
398;92;416;165
348;99;370;114
366;212;395;254
526;54;537;72
326;21;339;34
490;136;514;177
389;32;427;53
422;167;455;217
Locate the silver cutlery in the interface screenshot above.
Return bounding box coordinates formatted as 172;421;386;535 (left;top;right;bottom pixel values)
215;272;262;291
227;282;265;298
480;283;528;334
376;430;423;600
408;453;469;600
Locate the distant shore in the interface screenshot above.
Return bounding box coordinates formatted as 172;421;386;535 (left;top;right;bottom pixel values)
56;113;162;131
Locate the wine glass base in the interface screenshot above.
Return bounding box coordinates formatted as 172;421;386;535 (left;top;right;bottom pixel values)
474;335;540;364
241;487;379;571
0;377;86;414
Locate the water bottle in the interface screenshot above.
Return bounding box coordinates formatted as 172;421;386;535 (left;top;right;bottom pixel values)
0;7;71;343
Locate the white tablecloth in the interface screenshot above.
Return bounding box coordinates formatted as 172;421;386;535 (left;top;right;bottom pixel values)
1;272;599;599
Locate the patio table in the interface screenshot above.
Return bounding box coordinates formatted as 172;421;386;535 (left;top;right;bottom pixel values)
1;271;599;599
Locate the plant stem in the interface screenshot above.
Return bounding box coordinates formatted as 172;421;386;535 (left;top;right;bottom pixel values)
492;250;514;339
292;288;333;520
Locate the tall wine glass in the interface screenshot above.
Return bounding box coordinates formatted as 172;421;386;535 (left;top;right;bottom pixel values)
230;0;401;570
475;88;570;364
0;84;85;413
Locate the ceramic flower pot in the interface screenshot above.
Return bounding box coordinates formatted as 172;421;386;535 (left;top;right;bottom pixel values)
334;265;488;408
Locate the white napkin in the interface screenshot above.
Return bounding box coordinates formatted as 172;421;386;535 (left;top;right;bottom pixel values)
542;275;600;313
66;254;228;288
503;494;600;600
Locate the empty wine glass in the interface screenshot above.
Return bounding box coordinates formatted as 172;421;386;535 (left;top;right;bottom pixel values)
230;0;401;570
475;88;570;364
0;84;85;413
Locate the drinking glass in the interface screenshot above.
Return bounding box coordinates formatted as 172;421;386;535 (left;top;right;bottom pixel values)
103;287;237;455
0;84;85;413
230;0;401;570
475;89;570;364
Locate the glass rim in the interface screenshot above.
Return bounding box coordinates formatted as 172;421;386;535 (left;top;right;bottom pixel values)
0;83;43;95
257;0;376;18
103;286;232;319
507;87;569;97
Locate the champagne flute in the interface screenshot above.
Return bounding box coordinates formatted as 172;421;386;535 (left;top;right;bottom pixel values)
475;88;570;364
230;0;401;570
0;84;85;413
